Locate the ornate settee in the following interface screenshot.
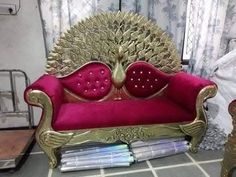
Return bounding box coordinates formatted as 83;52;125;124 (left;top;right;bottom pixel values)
24;12;217;168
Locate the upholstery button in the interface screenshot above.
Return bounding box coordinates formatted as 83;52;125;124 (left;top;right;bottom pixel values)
89;71;93;75
87;81;90;85
148;71;151;74
77;82;81;86
140;71;143;74
93;88;96;92
101;86;104;90
96;80;99;84
78;73;82;78
142;85;145;88
105;79;108;82
131;78;134;81
133;71;136;74
147;79;150;82
135;85;138;88
84;89;88;92
155;78;158;81
150;85;153;88
101;69;105;74
138;78;141;81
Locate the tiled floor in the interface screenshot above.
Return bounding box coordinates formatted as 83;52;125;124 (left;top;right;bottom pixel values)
0;144;229;177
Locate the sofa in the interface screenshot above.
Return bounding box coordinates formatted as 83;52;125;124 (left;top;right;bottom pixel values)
221;100;236;177
24;12;217;168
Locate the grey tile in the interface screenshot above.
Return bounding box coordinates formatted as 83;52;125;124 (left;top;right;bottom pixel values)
232;169;236;177
32;143;42;152
189;150;223;161
156;165;205;177
200;162;220;177
0;154;48;177
104;161;148;174
150;153;191;167
52;167;100;177
111;171;154;177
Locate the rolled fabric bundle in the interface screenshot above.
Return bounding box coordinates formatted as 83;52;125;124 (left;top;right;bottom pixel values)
132;141;188;154
130;137;185;148
133;141;189;162
61;151;132;163
63;156;134;167
61;144;128;158
60;162;131;172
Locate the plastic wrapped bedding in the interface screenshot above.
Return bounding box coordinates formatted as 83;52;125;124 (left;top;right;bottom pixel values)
208;49;236;135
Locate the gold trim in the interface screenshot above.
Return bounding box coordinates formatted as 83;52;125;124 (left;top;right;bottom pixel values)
221;100;236;177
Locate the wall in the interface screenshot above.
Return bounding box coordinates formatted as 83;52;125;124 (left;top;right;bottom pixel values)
0;0;46;127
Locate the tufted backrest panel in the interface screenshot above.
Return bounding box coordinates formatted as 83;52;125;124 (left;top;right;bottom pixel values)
60;62;112;100
125;62;171;98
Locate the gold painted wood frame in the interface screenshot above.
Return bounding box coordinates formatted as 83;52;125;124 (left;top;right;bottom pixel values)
25;12;218;168
25;85;217;168
221;100;236;177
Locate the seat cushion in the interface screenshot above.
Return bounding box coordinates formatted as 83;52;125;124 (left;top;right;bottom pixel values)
53;97;195;131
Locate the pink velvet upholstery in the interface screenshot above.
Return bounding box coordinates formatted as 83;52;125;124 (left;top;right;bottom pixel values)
165;72;215;112
53;96;195;131
24;74;64;120
125;61;171;97
60;62;112;100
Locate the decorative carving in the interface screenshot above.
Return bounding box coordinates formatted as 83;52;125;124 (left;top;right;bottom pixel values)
104;127;151;144
39;131;73;148
46;12;181;77
221;101;236;177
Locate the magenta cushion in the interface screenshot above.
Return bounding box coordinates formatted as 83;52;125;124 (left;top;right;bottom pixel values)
53;96;195;131
165;72;215;112
60;62;112;100
24;74;64;120
125;61;171;97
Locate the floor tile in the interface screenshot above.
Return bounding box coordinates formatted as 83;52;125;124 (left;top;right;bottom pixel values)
52;167;100;177
200;162;221;177
150;153;191;167
0;154;48;177
110;171;154;177
156;165;206;177
31;143;42;152
232;169;236;177
104;161;148;174
188;150;223;161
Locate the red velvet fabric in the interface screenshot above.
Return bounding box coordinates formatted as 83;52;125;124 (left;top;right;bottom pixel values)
165;72;215;112
60;62;112;100
53;96;195;131
24;74;64;120
125;61;171;97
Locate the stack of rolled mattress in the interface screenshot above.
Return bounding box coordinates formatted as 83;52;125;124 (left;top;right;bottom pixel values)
130;138;189;162
60;144;134;172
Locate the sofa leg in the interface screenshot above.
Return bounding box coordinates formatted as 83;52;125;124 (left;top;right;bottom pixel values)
189;135;201;153
44;147;58;168
37;138;58;168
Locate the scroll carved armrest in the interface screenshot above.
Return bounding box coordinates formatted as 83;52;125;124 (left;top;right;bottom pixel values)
165;72;217;114
24;74;64;127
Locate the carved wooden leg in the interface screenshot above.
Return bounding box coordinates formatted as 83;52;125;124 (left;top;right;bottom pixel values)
180;120;206;153
189;135;202;153
37;140;58;168
221;100;236;177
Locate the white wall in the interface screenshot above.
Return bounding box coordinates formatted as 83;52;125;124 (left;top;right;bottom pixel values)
0;0;46;127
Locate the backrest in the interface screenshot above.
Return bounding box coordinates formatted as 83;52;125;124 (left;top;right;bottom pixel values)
45;12;182;102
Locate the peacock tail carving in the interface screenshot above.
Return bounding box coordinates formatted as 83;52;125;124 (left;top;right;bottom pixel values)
46;12;182;77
